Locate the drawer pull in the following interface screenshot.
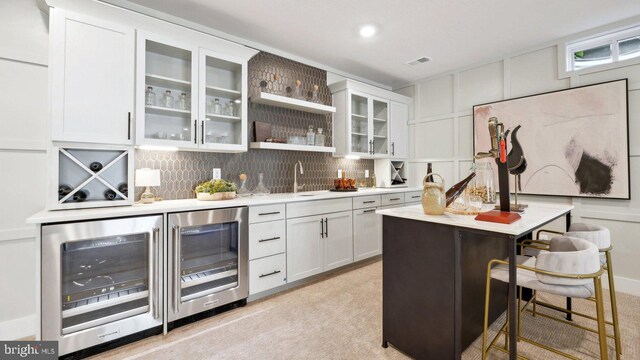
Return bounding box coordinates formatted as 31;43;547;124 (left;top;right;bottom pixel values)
363;209;376;213
411;195;421;199
363;200;376;204
259;211;281;216
259;270;281;278
258;236;281;243
389;198;401;201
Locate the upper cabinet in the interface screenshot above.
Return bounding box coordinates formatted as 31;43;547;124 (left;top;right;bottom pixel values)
136;33;249;152
50;9;135;145
330;80;411;159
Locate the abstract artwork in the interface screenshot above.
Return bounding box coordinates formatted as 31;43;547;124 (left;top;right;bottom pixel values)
473;79;629;199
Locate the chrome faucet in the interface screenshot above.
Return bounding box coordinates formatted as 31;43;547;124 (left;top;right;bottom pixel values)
293;161;304;193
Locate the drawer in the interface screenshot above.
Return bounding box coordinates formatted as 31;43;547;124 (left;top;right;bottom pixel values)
404;191;422;204
249;203;285;223
287;198;352;218
352;195;381;209
249;253;287;295
381;193;405;206
249;220;286;260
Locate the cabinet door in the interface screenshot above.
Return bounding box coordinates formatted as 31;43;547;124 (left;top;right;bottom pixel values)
286;215;324;282
371;97;389;157
389;101;409;158
51;9;134;145
353;208;382;262
348;90;371;156
198;48;247;152
324;211;353;271
136;32;198;149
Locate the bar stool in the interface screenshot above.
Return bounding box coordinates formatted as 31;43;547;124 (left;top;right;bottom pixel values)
527;223;621;359
482;236;609;360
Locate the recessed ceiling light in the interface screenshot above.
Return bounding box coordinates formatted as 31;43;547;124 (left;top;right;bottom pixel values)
359;25;377;38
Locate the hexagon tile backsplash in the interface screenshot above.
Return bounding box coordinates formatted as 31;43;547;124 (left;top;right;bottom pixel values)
135;52;374;200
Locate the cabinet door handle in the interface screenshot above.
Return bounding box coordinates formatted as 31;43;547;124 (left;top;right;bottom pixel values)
194;120;198;144
325;217;328;237
363;209;376;213
320;218;324;238
259;270;281;278
369;140;373;154
127;112;131;140
392;142;395;156
258;236;280;243
201;122;204;144
259;211;280;216
390;198;401;201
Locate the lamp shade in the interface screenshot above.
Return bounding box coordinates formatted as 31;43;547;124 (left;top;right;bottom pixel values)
135;168;161;187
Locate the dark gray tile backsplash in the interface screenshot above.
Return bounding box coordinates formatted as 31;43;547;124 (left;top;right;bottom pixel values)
135;52;373;200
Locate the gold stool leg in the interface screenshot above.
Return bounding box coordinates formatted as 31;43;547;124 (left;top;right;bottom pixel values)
594;276;610;360
606;251;622;359
482;264;492;360
532;290;537;317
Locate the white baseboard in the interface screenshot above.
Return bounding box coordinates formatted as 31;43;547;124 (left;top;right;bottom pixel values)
602;275;640;297
0;314;35;340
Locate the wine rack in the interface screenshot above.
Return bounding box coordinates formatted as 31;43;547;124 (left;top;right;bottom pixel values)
374;159;408;188
49;145;134;210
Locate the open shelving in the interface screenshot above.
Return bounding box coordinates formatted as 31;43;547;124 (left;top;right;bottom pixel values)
249;142;336;153
251;91;336;115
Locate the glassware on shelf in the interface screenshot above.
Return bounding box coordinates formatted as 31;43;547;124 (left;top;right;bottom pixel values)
212;98;222;114
236;174;251;197
162;90;174;108
315;128;325;146
178;92;189;110
252;173;270;195
309;84;320;103
225;101;235;116
306;125;315;145
145;86;156;106
293;79;303;99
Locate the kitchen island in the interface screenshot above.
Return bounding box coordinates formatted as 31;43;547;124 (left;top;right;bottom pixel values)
377;202;573;360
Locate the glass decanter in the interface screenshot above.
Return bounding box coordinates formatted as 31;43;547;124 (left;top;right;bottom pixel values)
145;86;156;106
236;174;252;197
252;173;270;195
162;90;174;108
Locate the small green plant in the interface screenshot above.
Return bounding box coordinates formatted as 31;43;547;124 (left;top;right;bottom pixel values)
195;179;237;194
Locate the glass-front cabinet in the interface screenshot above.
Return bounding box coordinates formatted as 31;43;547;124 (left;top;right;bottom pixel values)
136;32;249;152
346;90;389;158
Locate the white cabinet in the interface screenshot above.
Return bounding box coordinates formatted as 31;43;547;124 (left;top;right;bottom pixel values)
136;33;250;152
389;101;409;158
50;9;134;145
353;207;382;262
330;79;411;159
286;208;353;282
249;253;286;295
248;203;287;295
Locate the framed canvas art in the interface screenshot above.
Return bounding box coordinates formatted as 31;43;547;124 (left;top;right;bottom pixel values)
473;79;630;199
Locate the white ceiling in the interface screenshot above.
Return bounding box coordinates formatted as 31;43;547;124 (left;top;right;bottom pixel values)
121;0;640;89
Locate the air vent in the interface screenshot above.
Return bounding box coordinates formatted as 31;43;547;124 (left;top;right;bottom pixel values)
407;57;431;66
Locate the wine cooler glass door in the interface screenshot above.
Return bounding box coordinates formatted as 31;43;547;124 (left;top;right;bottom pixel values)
168;207;248;322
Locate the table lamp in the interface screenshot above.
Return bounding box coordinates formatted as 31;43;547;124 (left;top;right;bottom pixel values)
135;168;161;204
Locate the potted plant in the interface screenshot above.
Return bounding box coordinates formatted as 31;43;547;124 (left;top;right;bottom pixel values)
195;179;237;201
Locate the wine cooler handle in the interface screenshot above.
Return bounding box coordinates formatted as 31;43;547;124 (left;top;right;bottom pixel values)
173;225;181;313
152;227;160;319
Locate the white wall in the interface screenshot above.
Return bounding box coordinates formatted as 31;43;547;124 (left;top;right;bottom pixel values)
407;37;640;295
0;0;49;339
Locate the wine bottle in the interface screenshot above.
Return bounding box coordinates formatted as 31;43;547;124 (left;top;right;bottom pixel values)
58;184;73;200
73;189;89;202
426;163;434;183
89;162;103;172
117;182;128;197
104;189;117;200
445;172;476;207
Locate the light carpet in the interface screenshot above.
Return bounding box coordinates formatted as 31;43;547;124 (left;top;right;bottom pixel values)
91;260;639;359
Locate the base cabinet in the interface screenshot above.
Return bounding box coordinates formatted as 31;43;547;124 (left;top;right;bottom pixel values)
249;253;286;295
286;211;353;282
353;208;382;261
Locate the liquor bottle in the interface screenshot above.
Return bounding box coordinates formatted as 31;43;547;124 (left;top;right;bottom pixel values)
58;184;73;200
104;189;117;200
306;125;315;146
426;163;434;183
445;172;476;207
73;189;89;202
117;182;128;197
89;162;103;172
315;128;325;146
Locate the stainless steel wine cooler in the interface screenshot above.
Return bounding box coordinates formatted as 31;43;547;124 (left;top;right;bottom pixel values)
41;215;163;356
168;207;248;322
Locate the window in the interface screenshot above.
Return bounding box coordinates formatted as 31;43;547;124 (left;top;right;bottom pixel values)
565;24;640;73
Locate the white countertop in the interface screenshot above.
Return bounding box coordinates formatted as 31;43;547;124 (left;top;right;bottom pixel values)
376;202;574;237
28;187;421;224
